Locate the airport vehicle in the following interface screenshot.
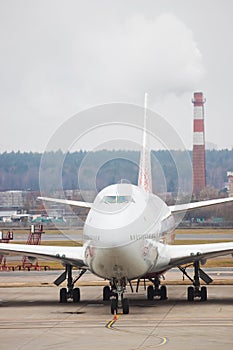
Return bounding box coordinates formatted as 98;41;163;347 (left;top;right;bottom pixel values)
0;103;233;314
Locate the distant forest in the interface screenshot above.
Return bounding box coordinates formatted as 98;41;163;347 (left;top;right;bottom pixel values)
0;149;233;193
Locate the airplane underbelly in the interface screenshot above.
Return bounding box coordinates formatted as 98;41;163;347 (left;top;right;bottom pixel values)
84;239;157;280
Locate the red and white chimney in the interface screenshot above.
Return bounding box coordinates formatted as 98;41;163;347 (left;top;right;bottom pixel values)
192;92;206;197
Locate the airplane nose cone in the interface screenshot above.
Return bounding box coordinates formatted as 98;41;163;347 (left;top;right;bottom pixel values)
83;184;170;248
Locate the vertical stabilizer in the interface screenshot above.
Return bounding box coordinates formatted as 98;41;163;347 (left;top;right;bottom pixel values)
138;93;152;193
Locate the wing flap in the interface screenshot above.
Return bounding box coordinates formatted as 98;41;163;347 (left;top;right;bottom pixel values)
0;243;87;268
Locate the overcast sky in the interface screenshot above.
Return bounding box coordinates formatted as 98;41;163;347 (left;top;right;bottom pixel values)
0;0;232;152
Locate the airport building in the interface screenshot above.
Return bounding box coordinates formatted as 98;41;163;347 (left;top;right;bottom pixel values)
0;190;25;209
227;172;233;196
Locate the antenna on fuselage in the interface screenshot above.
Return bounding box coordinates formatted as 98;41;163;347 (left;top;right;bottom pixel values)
137;93;152;193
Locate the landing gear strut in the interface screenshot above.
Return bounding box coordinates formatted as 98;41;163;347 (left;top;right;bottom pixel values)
54;264;86;303
109;278;129;315
147;276;167;300
178;260;213;302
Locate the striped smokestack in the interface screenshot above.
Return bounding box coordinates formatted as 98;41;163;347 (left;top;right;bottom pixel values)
192;92;206;197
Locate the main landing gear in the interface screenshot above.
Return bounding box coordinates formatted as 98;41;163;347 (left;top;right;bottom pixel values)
103;278;129;315
54;264;86;303
146;276;167;301
178;260;213;302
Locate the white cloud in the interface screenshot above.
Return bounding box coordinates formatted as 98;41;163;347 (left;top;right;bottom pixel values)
0;3;205;151
73;12;205;101
115;13;204;97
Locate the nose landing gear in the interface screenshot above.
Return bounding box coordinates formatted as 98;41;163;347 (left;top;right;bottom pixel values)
108;278;129;315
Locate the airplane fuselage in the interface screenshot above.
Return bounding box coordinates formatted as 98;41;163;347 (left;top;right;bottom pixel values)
83;184;175;280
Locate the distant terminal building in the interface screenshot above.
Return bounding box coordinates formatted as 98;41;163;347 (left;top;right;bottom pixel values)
227;172;233;196
0;190;25;209
192;92;206;197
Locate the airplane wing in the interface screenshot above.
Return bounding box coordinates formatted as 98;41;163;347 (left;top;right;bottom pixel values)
169;196;233;214
156;241;233;270
0;243;87;268
38;196;92;208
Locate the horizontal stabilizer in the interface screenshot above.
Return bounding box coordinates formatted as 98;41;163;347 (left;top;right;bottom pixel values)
169;196;233;214
38;196;92;208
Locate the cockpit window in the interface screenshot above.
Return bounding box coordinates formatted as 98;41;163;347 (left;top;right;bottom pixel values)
102;195;133;204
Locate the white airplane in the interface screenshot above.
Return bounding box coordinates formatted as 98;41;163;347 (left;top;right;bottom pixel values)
1;101;233;314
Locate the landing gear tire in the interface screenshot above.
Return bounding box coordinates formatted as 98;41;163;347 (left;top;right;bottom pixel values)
180;261;212;302
160;285;167;300
187;286;194;302
111;299;118;315
60;288;67;303
122;298;129;314
73;287;80;303
147;285;154;300
201;286;207;301
103;286;111;301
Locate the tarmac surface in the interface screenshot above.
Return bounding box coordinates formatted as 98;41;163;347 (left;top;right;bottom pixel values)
0;269;232;350
11;231;233;241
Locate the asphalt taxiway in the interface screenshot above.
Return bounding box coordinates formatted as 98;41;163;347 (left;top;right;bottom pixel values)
0;269;232;350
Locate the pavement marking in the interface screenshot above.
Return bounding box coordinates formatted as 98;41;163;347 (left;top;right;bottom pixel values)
143;336;168;348
105;313;122;329
104;312;168;348
159;337;168;347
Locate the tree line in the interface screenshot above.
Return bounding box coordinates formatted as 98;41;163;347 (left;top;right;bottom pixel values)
0;149;232;193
